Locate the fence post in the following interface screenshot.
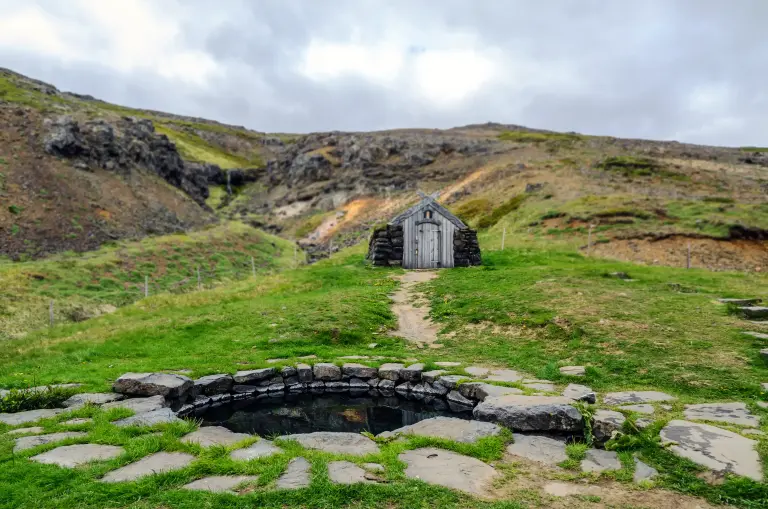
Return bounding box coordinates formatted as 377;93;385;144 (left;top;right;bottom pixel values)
687;242;691;269
587;224;594;256
197;266;201;290
251;256;256;278
144;276;149;297
501;227;506;250
49;300;54;327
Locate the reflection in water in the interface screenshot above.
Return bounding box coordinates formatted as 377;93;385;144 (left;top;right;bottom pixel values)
200;393;471;436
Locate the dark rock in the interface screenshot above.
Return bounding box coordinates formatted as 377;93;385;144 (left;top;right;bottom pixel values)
233;368;276;384
113;373;192;399
473;395;584;432
193;374;233;396
313;363;342;381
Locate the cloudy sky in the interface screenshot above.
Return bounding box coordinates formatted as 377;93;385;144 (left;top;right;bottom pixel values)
0;0;766;146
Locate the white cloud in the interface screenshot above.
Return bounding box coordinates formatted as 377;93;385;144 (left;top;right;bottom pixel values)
299;40;404;85
0;0;221;87
410;49;497;105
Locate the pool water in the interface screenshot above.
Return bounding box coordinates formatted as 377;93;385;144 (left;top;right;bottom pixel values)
199;393;471;436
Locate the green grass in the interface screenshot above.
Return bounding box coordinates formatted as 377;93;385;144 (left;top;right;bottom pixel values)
426;249;768;402
476;195;527;229
0;244;766;506
497;131;582;144
741;147;768;153
0;222;297;340
155;125;263;169
0;404;522;509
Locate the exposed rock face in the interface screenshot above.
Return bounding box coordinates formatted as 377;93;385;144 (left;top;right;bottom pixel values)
113;373;193;399
473;395;583;432
660;420;763;481
43;116;212;206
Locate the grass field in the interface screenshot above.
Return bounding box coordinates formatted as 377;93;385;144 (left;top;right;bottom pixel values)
0;222;297;340
0;242;766;507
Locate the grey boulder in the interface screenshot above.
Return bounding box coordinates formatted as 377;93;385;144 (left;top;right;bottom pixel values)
193;374;233;396
592;410;626;443
313;363;342;381
473;395;583;432
112;373;192;399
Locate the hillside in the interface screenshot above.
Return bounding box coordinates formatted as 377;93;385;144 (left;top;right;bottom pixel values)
1;67;766;270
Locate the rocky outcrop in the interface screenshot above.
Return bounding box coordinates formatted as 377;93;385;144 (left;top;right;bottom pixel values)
43;116;212;206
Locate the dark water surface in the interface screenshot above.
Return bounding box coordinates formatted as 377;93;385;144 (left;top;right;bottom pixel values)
199;393;471;436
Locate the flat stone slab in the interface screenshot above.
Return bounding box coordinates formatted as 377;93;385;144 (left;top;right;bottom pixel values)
182;475;258;493
507;434;568;465
233;368;276;384
622;404;655;414
328;461;372;484
559;366;586;376
486;369;523;382
742;331;768;340
522;380;556;392
14;432;87;453
6;426;44;436
63;393;124;408
101;452;195;483
634;457;658;483
113;408;182;427
282;432;379;455
399;447;499;497
602;391;676;405
31;444;125;468
113;372;192;398
231;439;282;461
683;402;759;427
474;395;583;432
719;298;762;306
276;457;311;489
381;417;501;443
581;449;621;473
0;408;64;426
741;306;768;319
464;366;490;377
660;420;763;481
562;384;596;403
181;426;250;447
61;418;93;426
434;362;462;367
102;395;168;414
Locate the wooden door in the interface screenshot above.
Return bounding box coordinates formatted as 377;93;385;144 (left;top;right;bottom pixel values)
416;223;441;268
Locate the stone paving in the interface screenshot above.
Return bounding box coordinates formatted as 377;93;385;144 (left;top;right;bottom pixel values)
0;353;765;501
182;475;258;493
13;431;86;453
101;452;196;483
400;447;499;497
31;444;125;468
276;457;311;489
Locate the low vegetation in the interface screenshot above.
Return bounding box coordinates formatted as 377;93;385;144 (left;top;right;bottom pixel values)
0;222;296;340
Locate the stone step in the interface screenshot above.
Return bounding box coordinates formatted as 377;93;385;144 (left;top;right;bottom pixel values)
718;298;762;306
740;307;768;320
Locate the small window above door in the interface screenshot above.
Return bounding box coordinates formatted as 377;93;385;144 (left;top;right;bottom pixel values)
424;210;433;219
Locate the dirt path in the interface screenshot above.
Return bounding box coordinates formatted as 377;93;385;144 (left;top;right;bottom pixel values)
389;271;441;347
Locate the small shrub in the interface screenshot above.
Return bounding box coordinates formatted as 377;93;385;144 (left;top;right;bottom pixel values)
8;204;21;215
703;196;735;204
595;156;660;176
540;210;566;220
0;386;77;413
454;199;492;223
476;195;527;229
